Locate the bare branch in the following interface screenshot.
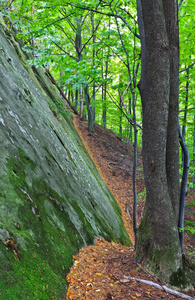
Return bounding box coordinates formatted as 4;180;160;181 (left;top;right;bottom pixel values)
124;276;194;300
6;0;15;9
179;61;195;73
67;2;140;39
81;11;90;26
118;7;137;24
31;17;67;38
178;0;185;10
122;77;134;99
115;8;140;39
118;89;128;112
103;88;143;130
81;18;102;52
96;36;127;67
179;107;195;112
67;19;76;32
55;24;75;48
52;41;78;61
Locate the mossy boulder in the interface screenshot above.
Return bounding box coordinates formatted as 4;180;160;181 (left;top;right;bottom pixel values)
0;24;131;299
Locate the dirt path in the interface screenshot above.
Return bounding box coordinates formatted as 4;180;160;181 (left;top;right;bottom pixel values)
66;117;195;300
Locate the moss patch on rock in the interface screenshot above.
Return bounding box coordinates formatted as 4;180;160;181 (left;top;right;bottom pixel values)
169;257;195;290
0;23;131;299
0;147;130;299
0;153;84;299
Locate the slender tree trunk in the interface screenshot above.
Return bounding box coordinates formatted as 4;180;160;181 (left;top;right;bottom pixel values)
136;0;182;283
101;53;106;128
128;96;132;142
84;86;94;132
71;91;74;103
68;90;71;101
102;19;111;129
80;88;84;117
181;67;189;169
178;120;189;250
118;89;123;137
192;122;195;188
91;13;96;121
75;16;94;132
132;93;138;248
75;89;79;111
182;67;190;138
137;0;146;104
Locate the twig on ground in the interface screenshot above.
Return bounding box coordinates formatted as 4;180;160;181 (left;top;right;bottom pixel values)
124;276;195;300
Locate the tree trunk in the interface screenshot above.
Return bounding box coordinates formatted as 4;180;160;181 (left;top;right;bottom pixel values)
182;68;189;139
192;122;195;189
136;0;182;283
102;19;111;129
164;0;180;223
178;120;189;250
80;88;84;117
132;93;138;248
84;85;94;133
75;89;79;111
91;12;96;121
75;16;94;132
118;89;123;137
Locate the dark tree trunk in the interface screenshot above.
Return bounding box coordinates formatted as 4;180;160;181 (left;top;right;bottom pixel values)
91;13;96;121
84;86;94;133
163;0;180;223
75;16;94;132
136;0;182;283
80;88;84;117
192;123;195;188
182;67;189;139
75;89;79;111
132;93;138;248
118;89;123;137
178;120;189;251
102;19;111;129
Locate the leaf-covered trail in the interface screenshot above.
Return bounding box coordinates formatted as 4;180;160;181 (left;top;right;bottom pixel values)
65;116;195;300
74;116;145;243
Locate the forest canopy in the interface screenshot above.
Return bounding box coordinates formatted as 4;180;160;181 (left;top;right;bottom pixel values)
2;0;194;180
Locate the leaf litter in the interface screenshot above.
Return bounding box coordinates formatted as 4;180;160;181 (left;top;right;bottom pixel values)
66;116;195;300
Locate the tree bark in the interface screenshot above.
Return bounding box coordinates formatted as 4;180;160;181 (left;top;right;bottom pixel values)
84;85;94;133
136;0;182;283
75;16;94;132
163;0;180;223
91;13;96;121
178;120;189;250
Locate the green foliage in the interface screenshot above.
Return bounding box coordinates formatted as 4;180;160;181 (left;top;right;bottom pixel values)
49;98;71;117
185;200;195;235
137;188;146;202
185;220;195;234
2;0;194;202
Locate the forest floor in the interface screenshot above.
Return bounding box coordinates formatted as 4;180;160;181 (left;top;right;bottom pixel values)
66;116;195;300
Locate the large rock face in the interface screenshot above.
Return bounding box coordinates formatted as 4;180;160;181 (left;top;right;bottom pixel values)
0;22;130;299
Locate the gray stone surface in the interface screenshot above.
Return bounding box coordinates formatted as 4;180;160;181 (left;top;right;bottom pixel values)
0;23;130;299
